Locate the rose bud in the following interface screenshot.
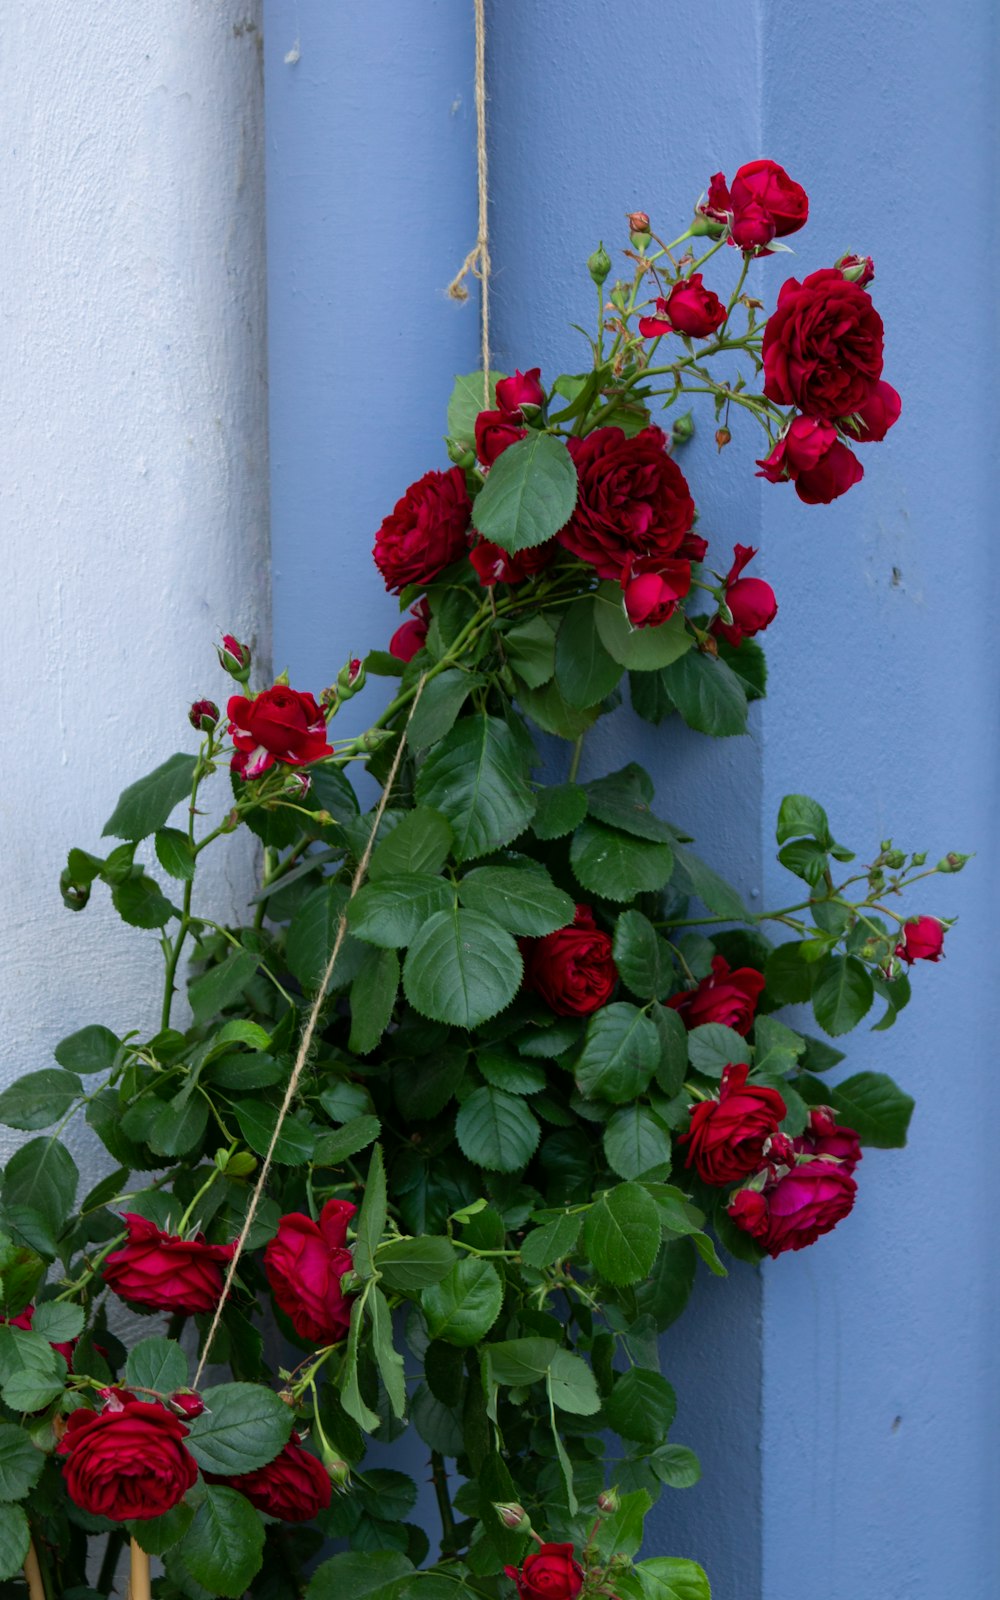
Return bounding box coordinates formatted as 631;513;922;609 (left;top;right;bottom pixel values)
504;1545;584;1600
627;211;651;234
495;368;545;418
336;656;366;698
495;1502;530;1531
937;852;971;874
217;633;252;682
681;1063;786;1186
850;380;902;444
168;1391;204;1421
587;243;612;286
836;252;876;286
715;427;732;451
523;904;617;1017
597;1487;620;1514
475;409;526;466
470;539;554;589
668;954;765;1036
756;416;864;506
389;598;431;663
730;198;777;251
728;1159;857;1257
711;544;777;647
620;555;692;628
793;1107;862;1175
188;698;219;732
894;916;946;964
283;771;312;800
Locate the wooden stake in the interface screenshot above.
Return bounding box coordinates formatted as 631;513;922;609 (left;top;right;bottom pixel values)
128;1538;151;1600
23;1543;45;1600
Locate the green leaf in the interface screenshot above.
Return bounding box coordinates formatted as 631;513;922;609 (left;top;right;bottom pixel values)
649;1444;702;1489
583;765;673;843
777;839;830;886
670;844;747;919
716;635;768;699
570;821;673;902
0;1328;66;1411
231;1100;313;1165
764;942;816;1004
415;715;536;862
458;866;574;937
487;1337;558;1385
505;614;557;689
455;1086;541;1172
825;1071;914;1147
447;369;505;443
31;1302;84;1344
127;1501;194;1556
0;1070;81;1132
313;1114;382;1168
517;677;602;740
155;827;197;881
555;599;623;708
659;650;748;736
148;1092;209;1159
613;910;674;1000
354;1144;388;1281
375;1236;458;1294
519;1212;582;1270
605;1368;677;1444
811;955;874;1036
306;1551;414;1600
631;1556;712;1600
592;1488;651;1560
349;947;400;1055
186;1382;293;1475
471;432;578;553
369;808;453;882
53;1025;120;1076
548;1348;601;1415
286;883;363;995
583;1183;661;1285
422;1259;503;1347
531;783;588;840
177;1483;264;1598
575;1004;660;1104
339;1294;380;1433
603;1105;671;1180
188;948;258;1025
686;1023;751;1077
650;1003;689;1096
0;1505;30;1582
369;1285;406;1418
0;1425;44;1503
348;875;454;949
125;1337;188;1395
403;908;522;1029
110;872;174;929
102;753;199;841
2;1138;77;1243
594;584;693;669
776;793;832;846
407;669;478;749
752;1015;806;1075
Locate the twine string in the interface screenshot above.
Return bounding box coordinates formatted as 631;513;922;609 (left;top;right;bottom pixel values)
193;680;425;1388
447;0;491;405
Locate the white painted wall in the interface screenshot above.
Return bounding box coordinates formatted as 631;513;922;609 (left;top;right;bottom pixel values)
0;3;269;1182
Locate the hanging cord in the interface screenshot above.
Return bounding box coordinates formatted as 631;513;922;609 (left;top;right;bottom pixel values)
193;680;425;1388
447;0;491;403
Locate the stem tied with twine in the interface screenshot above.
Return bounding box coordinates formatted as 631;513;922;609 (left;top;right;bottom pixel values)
447;0;491;405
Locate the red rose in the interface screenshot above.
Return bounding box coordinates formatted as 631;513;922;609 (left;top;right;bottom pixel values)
895;915;945;964
103;1214;237;1316
264;1199;357;1345
505;1544;584;1600
169;1392;205;1420
524;905;617;1017
373;467;472;593
852;380;902;443
495;368;545;417
3;1305;75;1370
756;416;864;505
711;544;777;647
794;1106;862;1175
682;1063;786;1186
762;269;884;419
836;253;876;287
188;699;220;732
620;555;692;627
667;954;765;1036
223;1439;332;1523
475;410;526;466
639;273;726;340
217;633;251;680
389;599;431;662
228;686;332;781
728;1159;857;1257
58;1398;198;1521
469;538;555;588
559;427;695;580
703;160;808;251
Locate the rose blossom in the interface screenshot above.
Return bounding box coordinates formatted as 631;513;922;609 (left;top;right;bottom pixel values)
495;368;545;417
373;467;472;593
264;1198;356;1345
620;555;692;627
756;416;864;505
895;916;945;964
469;539;555;588
762;268;884;419
702;160;808;250
58;1398;198;1521
222;1439;332;1523
851;380;902;443
712;544;777;647
227;686;332;781
505;1544;584;1600
728;1159;857;1257
475;410;526;466
524;905;617;1017
794;1106;862;1175
638;274;726;340
103;1214;237;1316
389;599;431;663
667;954;765;1036
559;426;695;580
682;1063;787;1186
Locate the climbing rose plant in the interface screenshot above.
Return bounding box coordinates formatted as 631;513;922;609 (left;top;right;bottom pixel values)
0;162;964;1600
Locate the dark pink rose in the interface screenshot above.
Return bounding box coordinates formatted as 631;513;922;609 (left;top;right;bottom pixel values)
667;954;765;1036
638;274;726;340
104;1215;237;1316
58;1399;198;1521
495;368;545;417
373;468;472;593
794;1107;862;1175
681;1063;786;1187
227;687;332;781
763;269;884;419
620;555;692;627
264;1199;357;1346
469;539;555;588
559;426;695;580
756;416;864;505
474;410;526;466
524;905;617;1017
852;380;902;443
702;160;808;251
836;253;876;286
895;916;945;964
712;544;777;647
389;599;430;663
222;1439;332;1523
728;1159;857;1257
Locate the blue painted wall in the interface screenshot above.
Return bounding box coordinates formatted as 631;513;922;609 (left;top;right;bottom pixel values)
264;3;999;1596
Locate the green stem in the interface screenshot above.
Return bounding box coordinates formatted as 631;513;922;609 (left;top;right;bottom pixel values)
568;733;586;784
97;1531;125;1597
176;1163;224;1236
430;1451;459;1558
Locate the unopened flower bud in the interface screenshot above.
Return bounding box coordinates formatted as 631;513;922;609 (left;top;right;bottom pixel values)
326;1457;351;1489
283;771;312;800
587;242;612;287
597;1488;620;1515
627;212;650;235
223;1150;257;1178
277;1388;296;1406
715;426;732;452
217;634;251;682
883;849;906;870
910;851;928;867
362;728;393;752
337;656;366;698
445;437;477;468
835;252;875;286
169;1391;204;1420
188;698;219;733
937;851;971;874
494;1502;530;1531
671;411;695;447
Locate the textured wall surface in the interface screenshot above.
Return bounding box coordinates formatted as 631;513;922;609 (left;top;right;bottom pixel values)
0;1;270;1205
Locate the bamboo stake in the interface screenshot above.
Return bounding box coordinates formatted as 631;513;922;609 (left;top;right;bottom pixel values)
23;1543;45;1600
127;1538;151;1600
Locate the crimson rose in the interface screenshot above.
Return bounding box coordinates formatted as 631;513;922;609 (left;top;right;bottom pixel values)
667;954;765;1035
852;380;902;443
728;1159;857;1257
712;544;777;647
228;686;332;781
524;904;617;1017
762;268;884;419
756;416;864;505
621;554;692;627
223;1439;332;1522
103;1213;237;1316
559;426;695;579
505;1544;584;1600
475;409;526;466
373;466;471;592
264;1198;356;1345
704;159;808;250
895;915;945;964
389;599;430;663
638;274;726;340
794;1106;862;1175
682;1063;786;1186
58;1398;198;1521
495;367;545;417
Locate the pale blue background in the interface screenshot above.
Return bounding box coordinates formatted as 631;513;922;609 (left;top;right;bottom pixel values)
262;4;999;1595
